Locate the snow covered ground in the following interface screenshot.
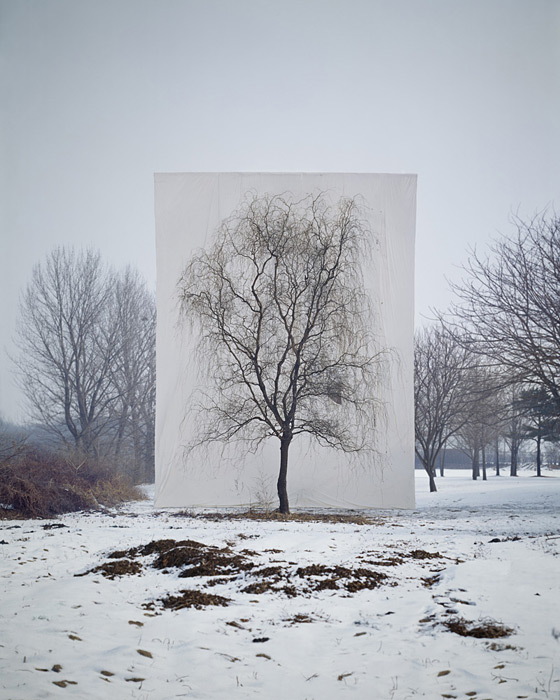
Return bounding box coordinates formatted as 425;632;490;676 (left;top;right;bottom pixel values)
1;470;559;700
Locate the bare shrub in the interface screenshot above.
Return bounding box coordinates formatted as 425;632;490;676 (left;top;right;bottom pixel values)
0;447;144;519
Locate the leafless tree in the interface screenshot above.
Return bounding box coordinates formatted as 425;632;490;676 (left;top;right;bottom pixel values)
448;212;560;408
14;248;156;477
501;384;525;477
455;367;506;480
178;192;383;513
414;324;473;492
109;268;156;482
15;248;120;454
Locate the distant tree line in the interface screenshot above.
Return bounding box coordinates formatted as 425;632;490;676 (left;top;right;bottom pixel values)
10;247;155;484
415;212;560;491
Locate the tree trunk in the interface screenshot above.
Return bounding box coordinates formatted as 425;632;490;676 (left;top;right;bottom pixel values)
495;438;500;476
277;435;292;514
439;447;446;477
482;443;487;481
536;434;542;477
425;463;437;493
472;443;479;480
510;440;518;477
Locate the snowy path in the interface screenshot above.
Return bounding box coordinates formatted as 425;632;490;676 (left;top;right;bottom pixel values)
1;471;559;700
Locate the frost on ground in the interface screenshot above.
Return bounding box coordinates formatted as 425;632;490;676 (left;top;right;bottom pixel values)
1;471;559;700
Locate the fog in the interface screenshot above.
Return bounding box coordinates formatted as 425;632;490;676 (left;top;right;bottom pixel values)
1;0;559;421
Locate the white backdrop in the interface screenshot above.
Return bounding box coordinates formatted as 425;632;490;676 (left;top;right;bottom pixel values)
154;173;416;509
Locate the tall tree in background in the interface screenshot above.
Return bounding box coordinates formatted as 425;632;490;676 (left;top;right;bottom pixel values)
110;268;156;483
15;247;155;480
15;248;119;454
414;324;473;492
449;213;560;409
178;193;382;513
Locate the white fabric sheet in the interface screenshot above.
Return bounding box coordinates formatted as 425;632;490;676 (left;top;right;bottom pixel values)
154;173;416;509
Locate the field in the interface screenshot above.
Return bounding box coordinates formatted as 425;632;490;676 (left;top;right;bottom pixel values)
1;470;559;700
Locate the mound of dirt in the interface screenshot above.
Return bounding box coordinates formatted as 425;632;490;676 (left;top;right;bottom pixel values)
147;589;231;611
76;558;142;580
79;537;395;608
443;617;515;638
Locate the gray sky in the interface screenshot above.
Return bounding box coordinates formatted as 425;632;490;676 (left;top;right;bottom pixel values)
1;0;559;423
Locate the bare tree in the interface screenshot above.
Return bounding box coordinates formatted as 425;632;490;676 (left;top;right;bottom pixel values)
15;248;121;455
414;324;473;492
109;268;156;482
502;384;525;477
456;367;506;481
449;212;560;408
178;193;382;513
14;248;156;477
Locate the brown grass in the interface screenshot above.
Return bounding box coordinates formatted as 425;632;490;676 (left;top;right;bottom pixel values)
174;509;384;526
76;558;143;580
147;588;231;611
443;616;515;638
81;536;394;606
0;447;144;519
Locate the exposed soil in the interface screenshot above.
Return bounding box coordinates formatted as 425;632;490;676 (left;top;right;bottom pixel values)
76;538;461;609
295;564;388;592
408;549;443;560
145;588;231;611
283;613;315;624
75;558;143;580
443;616;515;638
171;510;384;525
242;581;276;595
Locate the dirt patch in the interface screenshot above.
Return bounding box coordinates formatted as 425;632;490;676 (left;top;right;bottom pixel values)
172;510;383;526
443;616;515;638
361;556;404;566
407;549;443;560
105;538;254;578
146;588;231;611
486;641;520;651
422;574;441;588
241;565;298;596
75;558;142;579
248;565;284;582
109;538;209;560
283;613;315;624
80;537;393;607
296;564;388;592
242;581;277;595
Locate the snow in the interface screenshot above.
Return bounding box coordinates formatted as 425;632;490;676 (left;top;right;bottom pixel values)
1;470;559;700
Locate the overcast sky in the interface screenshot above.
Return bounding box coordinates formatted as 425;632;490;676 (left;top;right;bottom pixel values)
1;0;559;423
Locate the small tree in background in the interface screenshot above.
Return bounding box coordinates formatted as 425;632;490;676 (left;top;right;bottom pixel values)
502;384;525;477
456;367;505;481
414;324;473;492
178;193;383;513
